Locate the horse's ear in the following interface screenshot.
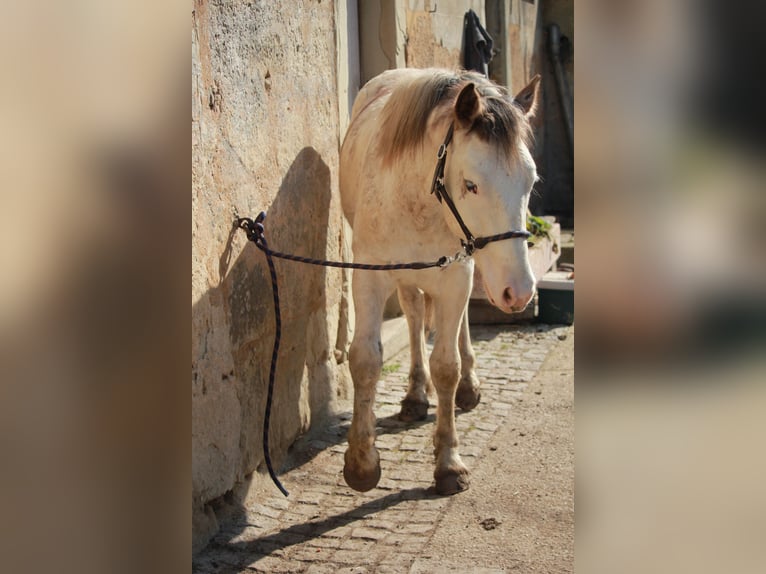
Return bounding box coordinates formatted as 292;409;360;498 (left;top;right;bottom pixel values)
455;82;482;126
513;74;541;118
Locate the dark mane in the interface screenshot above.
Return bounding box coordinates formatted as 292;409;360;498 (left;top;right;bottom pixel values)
378;69;531;164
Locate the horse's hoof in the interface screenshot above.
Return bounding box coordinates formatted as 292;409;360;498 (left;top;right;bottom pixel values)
434;468;470;495
398;398;429;422
456;385;481;411
343;449;382;492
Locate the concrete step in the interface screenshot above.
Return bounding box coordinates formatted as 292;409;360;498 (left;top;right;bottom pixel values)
381;316;409;363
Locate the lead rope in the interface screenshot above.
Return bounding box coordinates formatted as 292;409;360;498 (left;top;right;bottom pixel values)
236;212;459;496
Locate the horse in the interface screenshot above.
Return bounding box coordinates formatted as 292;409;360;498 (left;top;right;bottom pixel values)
339;68;541;495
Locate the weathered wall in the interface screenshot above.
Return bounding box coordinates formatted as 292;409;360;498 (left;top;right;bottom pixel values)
531;0;574;226
486;0;539;93
487;0;574;228
192;0;352;551
358;0;485;84
404;0;485;69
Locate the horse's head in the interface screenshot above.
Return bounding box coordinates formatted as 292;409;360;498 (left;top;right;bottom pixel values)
443;75;541;313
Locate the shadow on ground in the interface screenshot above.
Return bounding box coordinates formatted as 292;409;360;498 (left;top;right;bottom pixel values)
193;487;439;571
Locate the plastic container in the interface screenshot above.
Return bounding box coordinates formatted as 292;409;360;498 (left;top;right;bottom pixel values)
537;271;574;325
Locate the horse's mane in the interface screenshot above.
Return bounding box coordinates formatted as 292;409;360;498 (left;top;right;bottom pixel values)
378;69;532;165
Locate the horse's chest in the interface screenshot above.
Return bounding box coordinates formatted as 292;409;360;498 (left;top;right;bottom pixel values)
399;194;439;232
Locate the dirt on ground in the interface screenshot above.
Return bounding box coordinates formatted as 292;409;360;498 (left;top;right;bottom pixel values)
410;330;574;573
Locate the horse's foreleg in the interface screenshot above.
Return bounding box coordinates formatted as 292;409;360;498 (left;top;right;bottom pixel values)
456;307;481;411
343;270;392;492
397;285;432;422
430;292;471;495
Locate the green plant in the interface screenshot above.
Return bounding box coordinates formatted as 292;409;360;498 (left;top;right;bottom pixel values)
526;211;552;243
381;362;401;375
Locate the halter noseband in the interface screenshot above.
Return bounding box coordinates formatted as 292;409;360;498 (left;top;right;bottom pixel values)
430;123;532;255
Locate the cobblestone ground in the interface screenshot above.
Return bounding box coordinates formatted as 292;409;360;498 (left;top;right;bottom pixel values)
193;323;570;574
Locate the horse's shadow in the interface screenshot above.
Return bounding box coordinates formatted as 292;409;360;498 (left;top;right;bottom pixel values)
196;402;463;570
203;487;435;567
194;406;448;571
193;146;342;550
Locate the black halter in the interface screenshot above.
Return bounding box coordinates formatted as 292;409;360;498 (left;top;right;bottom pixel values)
430;123;532;255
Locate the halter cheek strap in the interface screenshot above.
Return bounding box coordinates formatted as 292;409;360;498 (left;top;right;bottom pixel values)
430;123;531;255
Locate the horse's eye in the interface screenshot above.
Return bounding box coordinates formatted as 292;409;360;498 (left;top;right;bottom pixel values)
464;180;478;194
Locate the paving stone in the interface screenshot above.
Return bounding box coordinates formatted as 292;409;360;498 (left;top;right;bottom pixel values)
359;518;398;531
406;509;441;523
375;435;401;449
350;526;389;541
246;502;282;519
241;515;280;531
339;537;377;551
404;452;431;464
397;522;434;535
377;552;418;569
287;544;331;562
321;524;353;538
304;563;343;574
242;554;305;573
264;497;291;511
332;549;375;565
296;490;327;505
378;450;403;462
284;504;322;519
410;560;507;573
269;531;310;547
335;567;374;574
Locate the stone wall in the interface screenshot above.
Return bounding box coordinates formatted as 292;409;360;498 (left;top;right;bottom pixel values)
192;0;352;551
532;0;574;226
486;0;540;93
404;0;485;69
358;0;485;84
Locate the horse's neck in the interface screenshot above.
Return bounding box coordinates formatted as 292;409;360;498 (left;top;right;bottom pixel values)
390;116;449;202
381;118;456;248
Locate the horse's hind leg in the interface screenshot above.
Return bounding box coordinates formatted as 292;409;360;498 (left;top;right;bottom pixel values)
456;308;481;411
397;285;432;422
343;270;392;492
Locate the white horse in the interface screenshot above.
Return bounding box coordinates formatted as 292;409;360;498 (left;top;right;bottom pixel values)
339;68;540;495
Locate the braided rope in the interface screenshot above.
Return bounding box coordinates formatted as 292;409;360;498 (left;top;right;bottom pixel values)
258;234;289;496
472;230;532;250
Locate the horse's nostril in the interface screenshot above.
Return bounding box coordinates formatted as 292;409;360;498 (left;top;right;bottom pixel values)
502;287;515;307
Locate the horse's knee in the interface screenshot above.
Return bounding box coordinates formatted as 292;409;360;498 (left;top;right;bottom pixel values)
430;357;460;390
349;337;382;383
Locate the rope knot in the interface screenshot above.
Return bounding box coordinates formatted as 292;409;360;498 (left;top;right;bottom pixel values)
237;212;268;246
